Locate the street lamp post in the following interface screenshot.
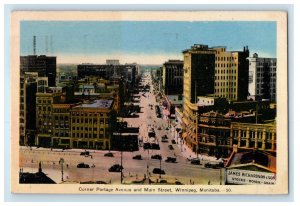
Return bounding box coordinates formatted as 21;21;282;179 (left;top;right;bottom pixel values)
159;158;162;179
220;168;222;185
59;158;64;182
121;150;123;184
195;112;199;159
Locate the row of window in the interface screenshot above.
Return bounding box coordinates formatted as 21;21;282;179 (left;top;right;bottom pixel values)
215;75;237;80
72;126;107;131
71;133;108;139
215;63;237;68
254;62;277;66
232;130;275;140
72;112;105;117
215;68;237;74
215;81;236;87
54;116;69;121
54;132;69;137
53;108;69;113
214;88;236;93
38;106;52;112
37;99;52;104
215;56;237;61
72;118;107;124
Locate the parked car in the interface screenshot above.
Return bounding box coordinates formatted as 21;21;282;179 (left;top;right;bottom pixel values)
205;161;224;169
152;168;165;175
168;145;174;150
151;154;162;160
165;157;176;163
80;151;90;156
77;163;90;168
143;142;151;149
151;143;160;150
161;139;168;143
162;135;168;139
191;158;201;165
132;155;142;160
104;152;114;157
175;181;184;185
108;164;124;172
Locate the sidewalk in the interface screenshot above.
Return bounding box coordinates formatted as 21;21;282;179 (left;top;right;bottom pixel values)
171;134;218;162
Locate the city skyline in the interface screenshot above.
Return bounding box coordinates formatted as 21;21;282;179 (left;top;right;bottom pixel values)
21;21;276;64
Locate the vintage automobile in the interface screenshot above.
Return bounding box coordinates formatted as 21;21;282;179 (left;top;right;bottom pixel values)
132;154;142;160
165;157;176;163
104;152;114;157
80;151;90;156
190;158;201;165
168;145;174;150
108;164;124;172
204;161;224;169
77;163;90;168
152;168;165;175
151;154;162;160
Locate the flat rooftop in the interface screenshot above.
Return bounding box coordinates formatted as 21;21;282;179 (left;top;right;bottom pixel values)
75;99;113;109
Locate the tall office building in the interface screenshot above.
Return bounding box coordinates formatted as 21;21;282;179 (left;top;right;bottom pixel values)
182;44;215;152
247;53;277;102
35;92;61;147
20;55;57;86
212;46;249;101
20;73;37;145
162;60;183;95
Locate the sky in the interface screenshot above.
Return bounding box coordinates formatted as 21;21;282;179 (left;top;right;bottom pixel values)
20;21;276;64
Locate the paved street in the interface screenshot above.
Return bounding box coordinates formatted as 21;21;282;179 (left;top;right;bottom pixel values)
19;73;223;185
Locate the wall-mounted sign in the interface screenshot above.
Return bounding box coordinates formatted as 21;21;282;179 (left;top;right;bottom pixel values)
226;169;276;185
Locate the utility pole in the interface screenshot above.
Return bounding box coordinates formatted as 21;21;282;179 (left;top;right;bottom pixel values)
159;158;162;179
121;150;123;184
220;168;222;185
59;158;64;182
196;112;199;159
256;101;258;124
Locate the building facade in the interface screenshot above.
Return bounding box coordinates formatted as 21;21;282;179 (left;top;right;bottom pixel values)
230;121;276;154
162;60;183;95
52;103;73;148
212;46;249;101
182;44;216;152
35;92;62;147
247;53;277;102
77;63;138;86
20;55;57;86
198;111;231;157
70;99;115;150
20;73;38;145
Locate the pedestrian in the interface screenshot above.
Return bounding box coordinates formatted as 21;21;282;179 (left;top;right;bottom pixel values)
208;180;211;185
66;164;69;168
